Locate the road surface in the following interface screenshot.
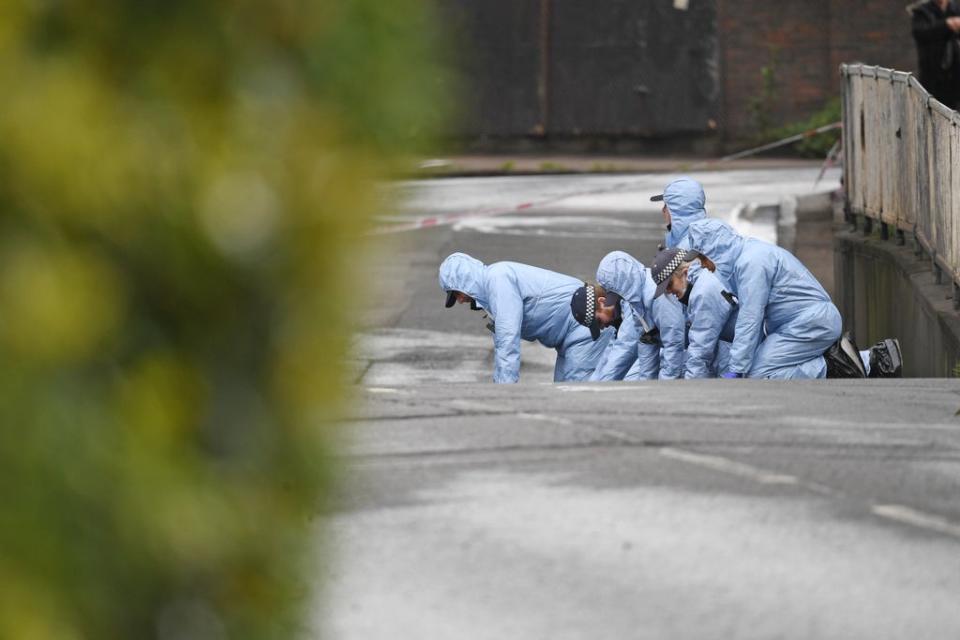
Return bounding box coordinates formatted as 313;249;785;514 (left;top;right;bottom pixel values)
316;168;960;639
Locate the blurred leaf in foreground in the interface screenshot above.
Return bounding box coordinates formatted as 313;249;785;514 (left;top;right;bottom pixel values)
0;1;450;637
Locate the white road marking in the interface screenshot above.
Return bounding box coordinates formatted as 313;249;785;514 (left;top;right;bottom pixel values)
452;215;637;231
871;505;960;540
658;448;960;540
516;412;575;426
659;447;800;486
448;400;575;426
554;385;637;393
448;400;501;413
367;387;401;394
458;228;655;240
452;215;656;239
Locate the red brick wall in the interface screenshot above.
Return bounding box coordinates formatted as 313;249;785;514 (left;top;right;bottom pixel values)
718;0;916;143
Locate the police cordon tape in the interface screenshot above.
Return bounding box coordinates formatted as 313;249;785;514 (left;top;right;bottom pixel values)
371;121;842;235
710;122;841;164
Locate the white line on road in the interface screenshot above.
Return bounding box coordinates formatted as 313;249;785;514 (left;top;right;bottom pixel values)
554;385;638;393
658;447;801;485
659;447;960;541
871;504;960;540
449;400;576;426
516;412;575;426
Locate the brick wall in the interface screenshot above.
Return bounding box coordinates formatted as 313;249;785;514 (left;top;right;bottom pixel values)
718;0;916;143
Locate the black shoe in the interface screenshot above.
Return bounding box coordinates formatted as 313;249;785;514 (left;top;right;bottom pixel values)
824;333;867;378
868;338;902;378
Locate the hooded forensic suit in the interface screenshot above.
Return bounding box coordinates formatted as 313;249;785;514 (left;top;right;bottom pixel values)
588;303;645;381
663;176;708;250
588;177;704;381
439;253;611;383
685;219;840;378
678;260;737;379
594;251;685;379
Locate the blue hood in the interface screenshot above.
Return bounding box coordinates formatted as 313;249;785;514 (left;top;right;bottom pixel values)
663;176;707;247
439;252;488;308
595;250;655;322
684;219;744;286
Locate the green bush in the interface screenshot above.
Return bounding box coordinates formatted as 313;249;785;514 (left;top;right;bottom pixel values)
0;2;448;638
768;97;842;158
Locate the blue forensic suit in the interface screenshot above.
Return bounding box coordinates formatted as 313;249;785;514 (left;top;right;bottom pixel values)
589;177;706;381
659;177;712;378
682;261;738;378
685;220;840;379
594;251;686;380
663;176;708;249
438;253;611;383
589;303;652;381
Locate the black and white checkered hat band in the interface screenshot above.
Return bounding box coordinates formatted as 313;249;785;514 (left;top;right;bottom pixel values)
655;252;685;284
585;285;595;322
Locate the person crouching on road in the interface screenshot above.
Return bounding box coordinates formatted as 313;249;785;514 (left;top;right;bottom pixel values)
654;176;708;250
572;178;707;382
650;247;737;378
439;252;612;383
569;251;686;380
685;219;902;378
571;283;651;380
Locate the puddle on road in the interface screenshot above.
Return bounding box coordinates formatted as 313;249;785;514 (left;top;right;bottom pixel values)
352;328;557;386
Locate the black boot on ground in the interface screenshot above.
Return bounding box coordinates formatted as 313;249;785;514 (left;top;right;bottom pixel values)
868;338;903;378
824;333;867;378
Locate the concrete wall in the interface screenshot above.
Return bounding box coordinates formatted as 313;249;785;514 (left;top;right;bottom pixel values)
834;230;960;378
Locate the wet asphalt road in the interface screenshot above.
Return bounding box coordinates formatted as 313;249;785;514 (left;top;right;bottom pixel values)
318;169;960;639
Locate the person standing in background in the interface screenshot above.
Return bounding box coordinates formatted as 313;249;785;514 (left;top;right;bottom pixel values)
911;0;960;109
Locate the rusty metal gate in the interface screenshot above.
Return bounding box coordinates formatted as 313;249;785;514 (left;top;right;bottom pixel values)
442;0;719;139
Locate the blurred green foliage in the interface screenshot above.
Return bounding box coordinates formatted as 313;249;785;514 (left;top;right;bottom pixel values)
745;44;840;158
747;46;780;141
769;97;842;158
0;1;448;638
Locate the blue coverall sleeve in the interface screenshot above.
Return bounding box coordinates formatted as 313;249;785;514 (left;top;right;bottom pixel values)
629;310;660;380
589;308;639;381
653;295;685;380
728;257;774;375
685;285;732;379
486;275;524;383
634;340;660;380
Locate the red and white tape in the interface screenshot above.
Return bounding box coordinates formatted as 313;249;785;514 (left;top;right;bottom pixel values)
369;181;636;235
371;121;841;236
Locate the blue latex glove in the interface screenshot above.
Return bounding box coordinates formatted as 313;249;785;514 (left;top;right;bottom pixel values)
720;372;743;379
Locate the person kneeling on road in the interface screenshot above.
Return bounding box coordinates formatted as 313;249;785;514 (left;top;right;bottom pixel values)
439;252;612;383
651;247;737;378
653;176;708;250
568;251;686;380
685;219;902;379
570;283;651;380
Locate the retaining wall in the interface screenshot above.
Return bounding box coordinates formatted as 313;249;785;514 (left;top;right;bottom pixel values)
833;230;960;378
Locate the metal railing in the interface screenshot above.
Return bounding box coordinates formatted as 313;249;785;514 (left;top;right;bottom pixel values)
841;63;960;307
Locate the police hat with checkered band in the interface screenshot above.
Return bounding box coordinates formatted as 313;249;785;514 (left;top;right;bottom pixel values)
570;283;602;340
652;247;700;298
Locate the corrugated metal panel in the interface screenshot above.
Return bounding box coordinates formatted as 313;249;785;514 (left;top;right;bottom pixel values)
548;0;718;136
440;0;719;138
442;0;542;136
